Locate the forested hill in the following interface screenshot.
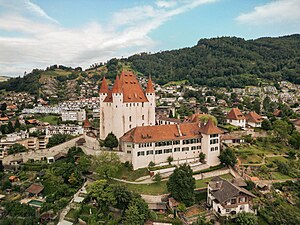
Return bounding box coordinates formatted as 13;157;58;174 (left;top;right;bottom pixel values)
123;34;300;87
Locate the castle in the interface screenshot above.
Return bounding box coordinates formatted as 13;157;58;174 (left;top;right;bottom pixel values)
99;71;155;140
99;71;223;170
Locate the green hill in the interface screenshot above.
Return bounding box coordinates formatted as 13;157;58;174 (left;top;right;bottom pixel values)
121;34;300;87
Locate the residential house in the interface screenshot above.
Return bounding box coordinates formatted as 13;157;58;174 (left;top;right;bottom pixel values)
207;176;256;217
226;108;246;128
245;111;263;128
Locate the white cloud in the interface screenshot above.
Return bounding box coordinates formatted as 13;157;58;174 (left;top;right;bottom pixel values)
236;0;300;25
0;0;217;76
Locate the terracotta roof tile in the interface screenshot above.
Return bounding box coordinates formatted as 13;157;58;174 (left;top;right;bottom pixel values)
103;71;149;103
120;122;202;143
146;77;155;93
99;77;109;93
201;119;223;135
245;111;263;123
227;108;245;120
83;118;92;128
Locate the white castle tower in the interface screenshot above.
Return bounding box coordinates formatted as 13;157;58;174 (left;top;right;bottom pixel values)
99;71;156;140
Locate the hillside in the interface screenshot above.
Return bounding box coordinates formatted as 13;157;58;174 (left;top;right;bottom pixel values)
122;34;300;87
0;35;299;99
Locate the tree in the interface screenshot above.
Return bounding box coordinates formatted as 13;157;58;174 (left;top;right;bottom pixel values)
104;132;119;149
261;119;272;131
153;173;162;183
77;155;91;174
273;120;292;142
8;143;27;155
289;131;300;150
14;119;21;129
192;215;213;225
94;152;121;179
7;121;14;133
218;148;237;167
235;212;258;225
167;156;173;165
123;203;145;225
108;184;132;210
252;98;261;114
167;164;196;206
199;152;206;163
263;96;271;112
87;180;116;213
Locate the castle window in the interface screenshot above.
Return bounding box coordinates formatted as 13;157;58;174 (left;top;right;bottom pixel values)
142;115;144;120
129;116;132;122
174;147;180;152
129;125;132;129
146;150;153;155
182;147;189;151
142;103;144;107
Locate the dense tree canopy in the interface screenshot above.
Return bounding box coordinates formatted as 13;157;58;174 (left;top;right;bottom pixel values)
167;164;196;206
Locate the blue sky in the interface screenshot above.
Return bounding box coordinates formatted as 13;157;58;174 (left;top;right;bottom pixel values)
0;0;299;76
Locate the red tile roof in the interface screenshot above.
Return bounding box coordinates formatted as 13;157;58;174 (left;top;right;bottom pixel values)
184;113;206;123
120;122;202;143
26;183;44;194
201;119;223;135
103;71;149;103
245;111;263;123
146;77;155;93
99;77;109;93
83;118;92;128
227;108;245;120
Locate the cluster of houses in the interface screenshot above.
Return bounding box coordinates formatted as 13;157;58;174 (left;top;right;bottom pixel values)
226;108;264;128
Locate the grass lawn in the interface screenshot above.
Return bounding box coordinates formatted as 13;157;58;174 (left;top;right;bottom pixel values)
36;115;59;125
239;154;263;164
265;156;288;164
111;173;234;195
270;172;291;180
116;165;149;181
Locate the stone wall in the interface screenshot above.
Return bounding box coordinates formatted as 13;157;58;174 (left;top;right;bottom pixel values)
2;136;83;165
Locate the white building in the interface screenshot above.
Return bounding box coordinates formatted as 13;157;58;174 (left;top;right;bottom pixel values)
46;125;84;137
61;109;86;122
226;108;246;128
99;71;155;140
120;119;223;170
207;176;256;217
245;111;263;128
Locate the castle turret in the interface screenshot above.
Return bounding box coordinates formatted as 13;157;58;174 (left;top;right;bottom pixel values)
99;77;109;102
145;77;155;126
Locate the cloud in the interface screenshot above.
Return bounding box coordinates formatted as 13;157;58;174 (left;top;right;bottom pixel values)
236;0;300;25
0;0;217;76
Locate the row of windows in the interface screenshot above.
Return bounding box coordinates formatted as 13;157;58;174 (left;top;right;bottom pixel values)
210;147;218;151
154;139;200;147
137;146;201;156
139;143;152;148
183;138;201;145
210;139;219;144
126;103;145;107
129;115;145;122
210;134;219;138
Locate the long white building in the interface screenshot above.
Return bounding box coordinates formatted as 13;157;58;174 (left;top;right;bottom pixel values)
120;119;223;170
99;71;155;140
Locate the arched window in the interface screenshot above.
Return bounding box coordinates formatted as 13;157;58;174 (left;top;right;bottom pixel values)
142;115;144;120
129;116;132;122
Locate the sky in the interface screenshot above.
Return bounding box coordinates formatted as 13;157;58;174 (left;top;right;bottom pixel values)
0;0;299;77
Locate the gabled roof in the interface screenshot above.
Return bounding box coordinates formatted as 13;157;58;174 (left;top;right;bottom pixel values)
83;118;92;128
245;111;263;123
209;177;255;204
184;113;206;123
146;77;155;93
103;71;149;103
99;77;109;93
26;183;44;194
120;122;202;143
227;108;245;120
201;119;223;135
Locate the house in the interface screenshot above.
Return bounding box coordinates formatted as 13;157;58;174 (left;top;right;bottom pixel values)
221;134;244;145
8;175;19;183
226;108;246;128
120;119;223;170
207;176;256;217
156;115;181;125
245;111;263;128
25;183;44;197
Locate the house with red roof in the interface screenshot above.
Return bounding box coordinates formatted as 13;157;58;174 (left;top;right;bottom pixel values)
245;111;263;128
120;119;223;170
226;108;246;128
99;71;155;140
